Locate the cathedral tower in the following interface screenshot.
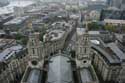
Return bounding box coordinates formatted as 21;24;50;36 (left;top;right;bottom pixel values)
76;20;91;68
27;21;43;68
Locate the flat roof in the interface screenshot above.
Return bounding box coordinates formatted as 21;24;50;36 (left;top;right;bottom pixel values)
70;14;80;19
52;21;69;26
107;43;125;61
104;19;125;24
107;7;120;10
0;1;35;15
77;28;100;36
4;16;29;25
90;37;121;64
90;40;100;45
0;45;23;62
89;31;100;35
116;34;125;42
0;30;5;35
0;38;15;47
44;29;65;41
92;44;120;65
77;28;86;35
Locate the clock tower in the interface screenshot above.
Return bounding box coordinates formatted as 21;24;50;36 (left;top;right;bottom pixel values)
76;21;91;68
27;21;41;58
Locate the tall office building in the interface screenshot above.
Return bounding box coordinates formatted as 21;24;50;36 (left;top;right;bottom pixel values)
0;0;9;7
107;0;112;6
111;0;122;8
121;0;125;10
107;0;125;10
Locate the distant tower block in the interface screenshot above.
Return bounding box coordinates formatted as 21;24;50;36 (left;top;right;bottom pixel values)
14;7;24;17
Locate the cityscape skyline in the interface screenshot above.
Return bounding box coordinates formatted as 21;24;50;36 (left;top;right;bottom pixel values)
0;0;125;83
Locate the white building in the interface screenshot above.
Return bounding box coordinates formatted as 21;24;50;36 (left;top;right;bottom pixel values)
0;0;35;15
43;29;69;56
89;10;100;21
104;19;125;25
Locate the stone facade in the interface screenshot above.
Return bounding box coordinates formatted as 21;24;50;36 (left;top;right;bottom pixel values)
0;56;28;83
91;38;125;83
76;20;99;83
27;32;43;61
76;28;91;68
43;30;69;56
91;49;122;82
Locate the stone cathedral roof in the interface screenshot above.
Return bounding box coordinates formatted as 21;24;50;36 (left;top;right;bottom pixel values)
80;68;94;83
27;69;41;83
47;55;74;83
21;67;42;83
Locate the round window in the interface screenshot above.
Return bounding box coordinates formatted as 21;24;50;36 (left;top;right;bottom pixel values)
31;60;38;65
83;61;87;63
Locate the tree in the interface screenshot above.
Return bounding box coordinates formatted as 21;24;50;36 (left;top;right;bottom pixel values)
39;32;45;42
15;33;24;40
15;33;28;45
21;37;28;45
104;24;115;32
122;25;125;33
39;25;47;41
88;22;100;30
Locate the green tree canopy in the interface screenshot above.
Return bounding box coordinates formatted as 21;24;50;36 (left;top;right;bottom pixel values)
104;24;115;32
15;33;28;45
88;22;100;30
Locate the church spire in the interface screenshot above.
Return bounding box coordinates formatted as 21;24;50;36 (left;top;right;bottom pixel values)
27;19;34;36
85;14;89;32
